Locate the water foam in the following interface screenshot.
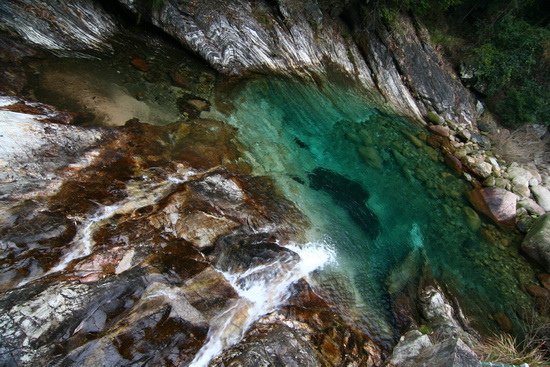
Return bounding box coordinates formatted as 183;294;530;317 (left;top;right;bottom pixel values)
188;241;336;367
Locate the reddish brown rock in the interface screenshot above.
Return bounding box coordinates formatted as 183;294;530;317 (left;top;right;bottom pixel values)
538;273;550;290
444;153;463;174
493;312;513;333
130;57;149;72
468;188;517;226
526;284;550;299
428;125;450;137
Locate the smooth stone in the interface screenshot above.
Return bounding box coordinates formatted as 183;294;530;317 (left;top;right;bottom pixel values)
522;213;550;272
473;161;493;178
531;185;550;211
518;198;546;216
429;125;450;137
468;188;517;227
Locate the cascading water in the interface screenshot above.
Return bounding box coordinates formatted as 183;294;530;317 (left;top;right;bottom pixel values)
189;242;336;367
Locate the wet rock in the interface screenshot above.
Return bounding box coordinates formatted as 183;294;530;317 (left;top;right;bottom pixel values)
522;213;550;272
526;284;550;299
468;188;517;227
463;207;481;231
531;185;550;212
116;1;476;123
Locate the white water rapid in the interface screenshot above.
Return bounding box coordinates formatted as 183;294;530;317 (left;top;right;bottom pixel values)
189;242;336;367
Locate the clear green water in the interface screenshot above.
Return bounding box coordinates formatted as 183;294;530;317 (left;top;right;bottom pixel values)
213;76;537;344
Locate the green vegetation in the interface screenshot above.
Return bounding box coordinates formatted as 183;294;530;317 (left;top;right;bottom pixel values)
367;0;550;127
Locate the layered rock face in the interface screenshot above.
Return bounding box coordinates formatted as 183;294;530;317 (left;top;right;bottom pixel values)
0;0;116;52
115;0;476;125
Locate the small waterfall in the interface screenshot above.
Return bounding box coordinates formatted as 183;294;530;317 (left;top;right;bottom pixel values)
48;203;122;273
189;242;336;367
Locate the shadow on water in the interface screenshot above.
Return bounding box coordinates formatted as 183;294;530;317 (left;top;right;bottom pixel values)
308;167;380;240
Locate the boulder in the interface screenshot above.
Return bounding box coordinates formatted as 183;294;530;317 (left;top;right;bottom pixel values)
389;330;433;366
415;338;481;367
468;188;517;227
522;214;550;272
531;185;550;212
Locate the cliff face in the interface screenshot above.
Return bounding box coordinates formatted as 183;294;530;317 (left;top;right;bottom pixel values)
116;0;477;125
0;0;477;126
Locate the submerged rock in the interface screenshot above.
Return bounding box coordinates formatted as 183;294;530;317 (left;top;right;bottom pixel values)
308;167;380;239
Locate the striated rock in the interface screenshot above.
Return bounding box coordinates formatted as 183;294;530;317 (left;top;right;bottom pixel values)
389;330;433;366
468;188;517;227
115;0;476;124
0;0;116;52
522;213;550;272
531;185;550;212
0;96;107;199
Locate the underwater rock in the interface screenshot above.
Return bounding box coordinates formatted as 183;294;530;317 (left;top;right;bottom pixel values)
468;188;517;227
358;145;384;169
522;213;550;272
463;207;481;232
308;167;380;239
